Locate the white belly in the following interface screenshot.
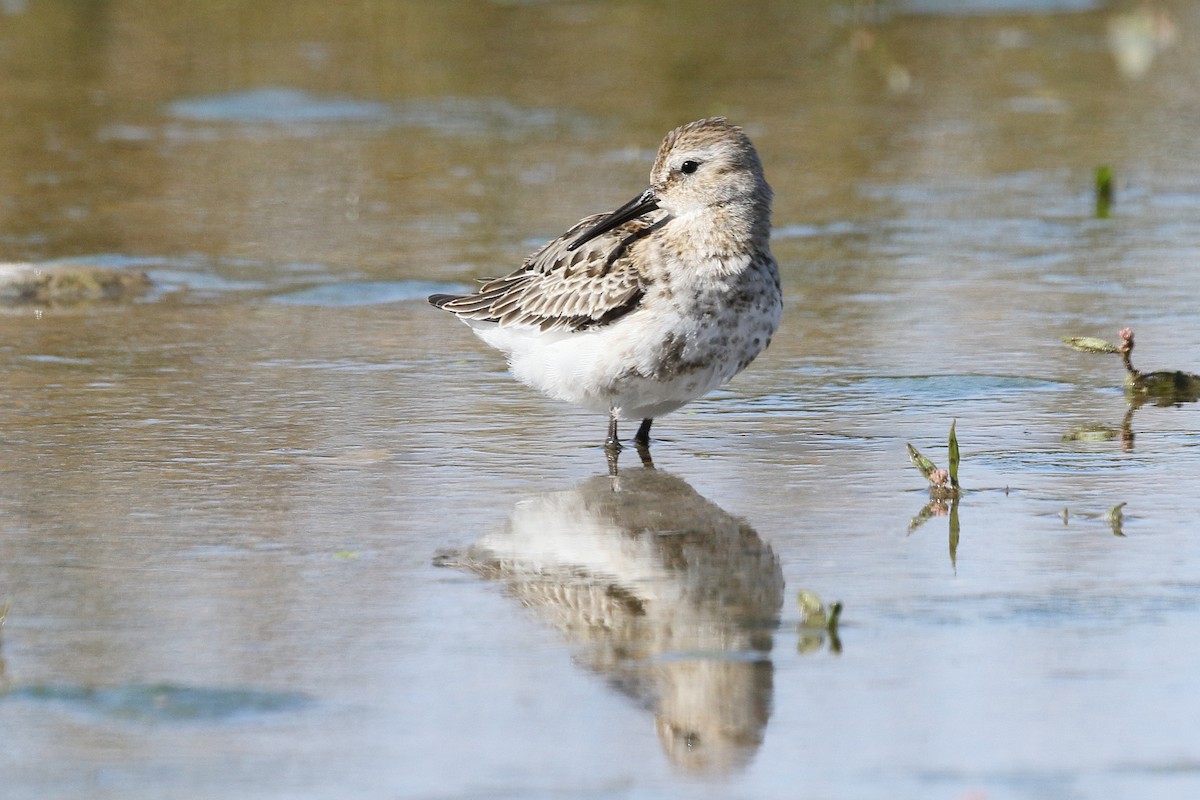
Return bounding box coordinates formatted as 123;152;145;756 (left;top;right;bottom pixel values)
467;281;780;420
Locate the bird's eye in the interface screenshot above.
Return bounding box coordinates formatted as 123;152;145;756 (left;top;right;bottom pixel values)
679;160;699;175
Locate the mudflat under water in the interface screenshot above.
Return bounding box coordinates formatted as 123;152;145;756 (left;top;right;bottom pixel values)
2;2;1200;799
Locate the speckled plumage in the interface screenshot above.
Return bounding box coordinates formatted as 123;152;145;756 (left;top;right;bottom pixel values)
429;117;781;449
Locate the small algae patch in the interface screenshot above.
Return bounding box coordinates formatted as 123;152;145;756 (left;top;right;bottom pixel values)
0;262;151;306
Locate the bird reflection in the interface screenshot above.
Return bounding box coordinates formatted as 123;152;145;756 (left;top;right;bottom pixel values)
451;467;783;775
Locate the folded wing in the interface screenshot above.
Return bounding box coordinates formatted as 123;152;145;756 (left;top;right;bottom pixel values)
430;213;663;333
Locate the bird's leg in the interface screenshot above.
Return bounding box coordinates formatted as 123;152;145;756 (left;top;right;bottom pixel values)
604;411;622;453
604;412;623;475
634;418;653;448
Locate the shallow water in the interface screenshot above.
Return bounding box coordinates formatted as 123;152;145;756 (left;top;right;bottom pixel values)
2;2;1200;799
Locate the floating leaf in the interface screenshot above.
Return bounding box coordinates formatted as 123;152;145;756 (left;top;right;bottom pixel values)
1063;336;1119;354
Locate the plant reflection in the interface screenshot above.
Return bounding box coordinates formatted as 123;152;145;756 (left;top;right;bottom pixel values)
907;423;962;571
909;494;961;572
450;468;783;775
1062;393;1198;453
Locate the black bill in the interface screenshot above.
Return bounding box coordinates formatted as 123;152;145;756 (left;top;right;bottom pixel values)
567;188;659;251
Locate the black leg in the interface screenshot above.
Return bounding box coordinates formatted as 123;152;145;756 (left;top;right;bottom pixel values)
634;418;653;448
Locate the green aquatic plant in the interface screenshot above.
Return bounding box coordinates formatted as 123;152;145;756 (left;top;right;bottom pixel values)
1061;424;1119;442
1107;502;1127;537
906;422;963;569
1057;503;1129;536
1064;327;1200;406
1095;165;1114;219
906;419;960;499
796;591;842;655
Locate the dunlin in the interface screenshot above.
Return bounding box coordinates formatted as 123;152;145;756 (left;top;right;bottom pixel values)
429;117;781;451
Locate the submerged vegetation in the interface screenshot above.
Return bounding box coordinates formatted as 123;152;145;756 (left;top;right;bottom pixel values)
0;263;151;307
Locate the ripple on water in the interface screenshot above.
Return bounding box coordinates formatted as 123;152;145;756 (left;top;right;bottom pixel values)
757;373;1074;417
167;88;390;123
847;374;1070;401
270;281;464;307
896;0;1100;12
3;683;312;723
164;89;583;138
885;583;1200;630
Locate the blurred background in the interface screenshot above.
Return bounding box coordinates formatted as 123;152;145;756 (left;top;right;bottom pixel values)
1;0;1191;270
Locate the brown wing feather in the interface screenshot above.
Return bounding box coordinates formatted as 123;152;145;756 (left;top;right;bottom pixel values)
430;212;664;333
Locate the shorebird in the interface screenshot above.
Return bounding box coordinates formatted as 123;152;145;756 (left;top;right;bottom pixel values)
429;117;781;453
